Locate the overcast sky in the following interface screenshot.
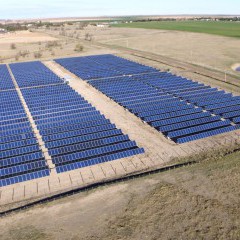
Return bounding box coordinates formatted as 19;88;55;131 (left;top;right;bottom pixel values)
1;0;239;19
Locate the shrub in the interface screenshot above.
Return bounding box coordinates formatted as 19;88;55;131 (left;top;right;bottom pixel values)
74;44;84;52
34;52;42;58
46;41;59;48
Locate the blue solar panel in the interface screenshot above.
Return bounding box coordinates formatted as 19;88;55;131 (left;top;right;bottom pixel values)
233;117;240;124
0;138;37;152
0;152;44;168
40;119;111;136
0;169;50;187
1;160;47;179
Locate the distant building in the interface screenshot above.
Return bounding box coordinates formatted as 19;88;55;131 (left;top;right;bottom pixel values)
110;21;119;25
97;23;109;28
0;28;7;34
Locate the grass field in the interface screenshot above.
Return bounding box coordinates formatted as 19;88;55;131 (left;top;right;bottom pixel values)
113;21;240;38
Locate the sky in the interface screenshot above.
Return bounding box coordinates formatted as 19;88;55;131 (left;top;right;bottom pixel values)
0;0;239;19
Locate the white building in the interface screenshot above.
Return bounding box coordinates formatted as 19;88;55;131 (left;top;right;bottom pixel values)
0;28;7;34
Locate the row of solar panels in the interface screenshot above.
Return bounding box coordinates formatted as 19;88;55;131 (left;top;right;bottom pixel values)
55;55;239;143
9;61;63;88
55;54;158;80
0;65;15;90
0;88;50;187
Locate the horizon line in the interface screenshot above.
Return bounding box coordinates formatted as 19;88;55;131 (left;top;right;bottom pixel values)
1;13;240;21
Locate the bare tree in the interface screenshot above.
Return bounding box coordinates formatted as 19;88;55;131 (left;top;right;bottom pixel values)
78;22;88;30
10;43;16;50
85;33;93;41
34;52;42;58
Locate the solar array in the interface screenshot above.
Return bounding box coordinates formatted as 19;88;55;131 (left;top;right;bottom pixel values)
0;65;15;90
9;59;144;174
10;61;63;88
56;54;239;143
1;54;239;187
0;89;49;187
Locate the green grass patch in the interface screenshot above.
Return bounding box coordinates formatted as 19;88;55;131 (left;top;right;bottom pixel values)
113;21;240;38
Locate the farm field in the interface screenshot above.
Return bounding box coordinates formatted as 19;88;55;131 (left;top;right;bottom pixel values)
113;21;240;38
1;150;240;240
